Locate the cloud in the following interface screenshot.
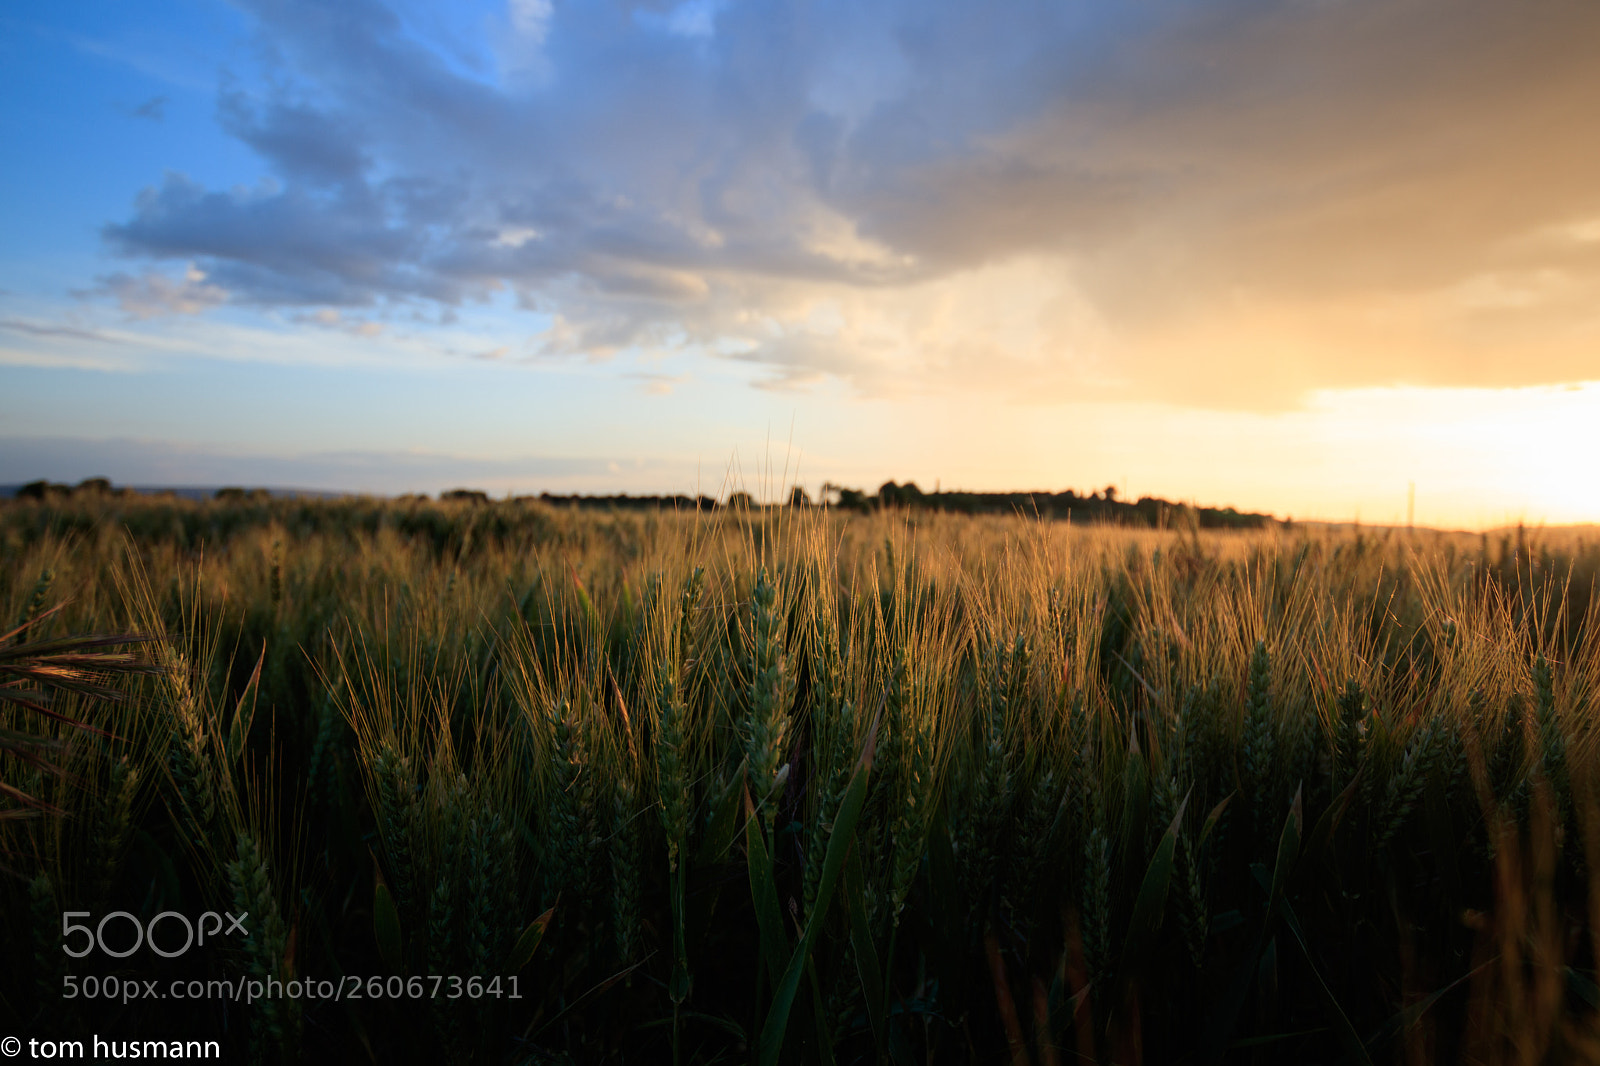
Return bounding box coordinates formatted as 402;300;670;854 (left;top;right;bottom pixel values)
0;317;135;371
0;318;118;344
217;92;369;187
79;266;229;318
627;371;689;395
102;172;455;307
98;0;1600;406
59;31;214;92
129;95;168;121
292;307;386;336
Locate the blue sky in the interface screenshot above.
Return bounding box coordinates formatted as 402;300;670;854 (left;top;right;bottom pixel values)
3;0;1599;525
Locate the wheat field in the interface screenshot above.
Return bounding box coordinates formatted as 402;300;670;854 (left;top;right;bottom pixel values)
3;493;1599;1064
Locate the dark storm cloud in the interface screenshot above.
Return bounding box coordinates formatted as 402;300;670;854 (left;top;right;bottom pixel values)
101;0;1600;402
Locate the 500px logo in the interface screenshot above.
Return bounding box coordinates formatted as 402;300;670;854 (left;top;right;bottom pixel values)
61;910;249;958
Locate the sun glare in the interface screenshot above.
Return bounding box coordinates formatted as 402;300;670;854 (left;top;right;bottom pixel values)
1308;380;1600;528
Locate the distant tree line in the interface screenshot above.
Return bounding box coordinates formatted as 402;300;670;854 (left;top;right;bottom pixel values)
826;480;1276;528
13;477;125;499
520;491;723;511
12;479;277;503
9;478;1275;528
524;482;1272;527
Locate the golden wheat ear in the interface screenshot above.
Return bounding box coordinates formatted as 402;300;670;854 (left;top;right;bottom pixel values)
0;600;160;813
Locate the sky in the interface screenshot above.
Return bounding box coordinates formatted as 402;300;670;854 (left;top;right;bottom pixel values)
2;0;1598;528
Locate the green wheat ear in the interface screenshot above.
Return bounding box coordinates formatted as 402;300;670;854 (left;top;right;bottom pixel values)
612;773;646;963
92;756;139;904
1375;719;1439;850
15;568;55;638
1242;640;1276;829
744;568;794;838
1533;654;1570;819
226;831;299;1056
1081;819;1113;991
1334;680;1366;791
268;541;283;611
655;665;690;870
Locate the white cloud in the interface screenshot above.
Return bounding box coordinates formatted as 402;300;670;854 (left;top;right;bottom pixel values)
635;0;726;40
509;0;553;44
492;226;542;248
499;0;555;84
